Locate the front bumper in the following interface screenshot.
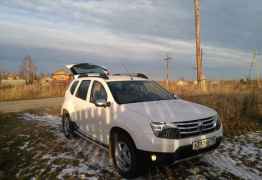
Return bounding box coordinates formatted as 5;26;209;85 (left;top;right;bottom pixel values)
135;127;223;153
141;136;222;165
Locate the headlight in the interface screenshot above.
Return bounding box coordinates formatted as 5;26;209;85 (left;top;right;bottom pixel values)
214;115;221;130
150;122;180;139
150;122;166;136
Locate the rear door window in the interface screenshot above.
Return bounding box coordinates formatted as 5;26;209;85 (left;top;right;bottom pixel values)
75;80;91;100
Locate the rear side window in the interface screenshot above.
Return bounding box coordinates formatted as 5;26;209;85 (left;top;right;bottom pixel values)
70;81;79;95
75;80;91;100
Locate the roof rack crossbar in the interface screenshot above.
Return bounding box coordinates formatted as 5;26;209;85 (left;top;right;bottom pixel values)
113;73;148;79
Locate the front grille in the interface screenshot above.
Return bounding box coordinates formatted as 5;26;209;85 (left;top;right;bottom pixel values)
160;116;218;139
173;116;218;138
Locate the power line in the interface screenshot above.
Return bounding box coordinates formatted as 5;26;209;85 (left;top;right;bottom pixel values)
248;49;260;86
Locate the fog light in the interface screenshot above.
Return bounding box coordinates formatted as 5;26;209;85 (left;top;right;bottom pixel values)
151;154;157;161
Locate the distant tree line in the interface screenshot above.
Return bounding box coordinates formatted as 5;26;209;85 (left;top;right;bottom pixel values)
0;55;39;85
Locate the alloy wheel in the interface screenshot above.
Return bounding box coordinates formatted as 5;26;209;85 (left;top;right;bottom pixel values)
114;141;132;172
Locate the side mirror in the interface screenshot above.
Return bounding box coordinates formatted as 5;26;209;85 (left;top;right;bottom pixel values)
95;99;111;107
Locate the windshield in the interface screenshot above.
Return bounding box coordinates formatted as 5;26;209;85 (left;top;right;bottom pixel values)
107;81;175;104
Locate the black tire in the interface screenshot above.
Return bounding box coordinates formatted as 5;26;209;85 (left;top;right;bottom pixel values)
112;131;149;178
62;114;77;139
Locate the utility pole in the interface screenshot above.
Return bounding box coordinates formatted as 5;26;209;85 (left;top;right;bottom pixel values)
194;0;204;87
248;49;260;86
254;50;260;86
248;49;255;80
163;54;172;89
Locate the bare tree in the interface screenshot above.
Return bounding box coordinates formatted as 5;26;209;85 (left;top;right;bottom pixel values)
19;55;37;84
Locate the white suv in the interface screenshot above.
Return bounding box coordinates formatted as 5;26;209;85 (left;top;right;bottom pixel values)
61;63;223;178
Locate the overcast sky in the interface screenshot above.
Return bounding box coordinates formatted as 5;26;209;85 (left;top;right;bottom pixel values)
0;0;261;80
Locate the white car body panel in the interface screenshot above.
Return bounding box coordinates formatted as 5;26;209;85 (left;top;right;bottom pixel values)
122;100;217;123
61;75;223;153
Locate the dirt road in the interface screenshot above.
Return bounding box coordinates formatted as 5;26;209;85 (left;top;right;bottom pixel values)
0;97;64;113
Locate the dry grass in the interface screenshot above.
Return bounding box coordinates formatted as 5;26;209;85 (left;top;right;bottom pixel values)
0;80;261;136
0;83;67;101
162;81;262;136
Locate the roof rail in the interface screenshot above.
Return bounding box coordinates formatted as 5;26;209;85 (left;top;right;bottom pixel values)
78;73;109;79
113;73;148;79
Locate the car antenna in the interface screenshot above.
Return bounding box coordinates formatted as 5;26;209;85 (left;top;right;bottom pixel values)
121;63;133;80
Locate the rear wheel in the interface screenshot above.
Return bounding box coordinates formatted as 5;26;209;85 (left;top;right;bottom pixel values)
62;114;75;138
112;132;148;178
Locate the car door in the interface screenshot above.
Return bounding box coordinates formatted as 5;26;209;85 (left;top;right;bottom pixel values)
72;80;92;134
89;80;109;144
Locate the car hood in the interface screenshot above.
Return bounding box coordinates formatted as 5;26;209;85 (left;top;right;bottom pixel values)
122;99;216;123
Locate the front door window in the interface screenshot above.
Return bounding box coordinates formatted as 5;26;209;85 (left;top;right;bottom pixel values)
90;81;107;103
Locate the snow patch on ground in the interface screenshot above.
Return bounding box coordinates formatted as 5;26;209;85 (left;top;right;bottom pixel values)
22;113;61;129
18;141;30;150
20;113;116;179
20;113;262;179
204;132;262;180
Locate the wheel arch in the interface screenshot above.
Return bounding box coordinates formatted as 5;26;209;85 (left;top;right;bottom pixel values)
109;127;137;148
62;109;70;116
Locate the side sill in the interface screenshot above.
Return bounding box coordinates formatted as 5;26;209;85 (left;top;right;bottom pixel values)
74;128;109;151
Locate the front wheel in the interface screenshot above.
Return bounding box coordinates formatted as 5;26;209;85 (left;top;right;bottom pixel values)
112;132;148;178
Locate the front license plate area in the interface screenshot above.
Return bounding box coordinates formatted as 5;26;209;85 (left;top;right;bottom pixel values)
192;137;216;150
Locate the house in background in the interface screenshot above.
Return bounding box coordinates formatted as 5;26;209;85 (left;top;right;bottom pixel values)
52;69;71;81
51;69;72;85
